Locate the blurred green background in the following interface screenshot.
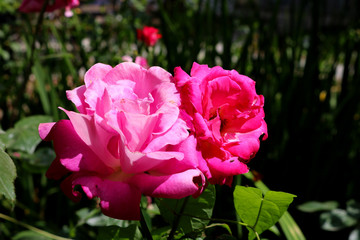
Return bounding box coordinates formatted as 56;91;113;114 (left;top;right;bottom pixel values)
0;0;360;239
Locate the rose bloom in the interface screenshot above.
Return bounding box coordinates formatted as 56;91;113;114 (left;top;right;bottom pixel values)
19;0;79;13
174;63;268;186
136;26;162;47
39;62;205;220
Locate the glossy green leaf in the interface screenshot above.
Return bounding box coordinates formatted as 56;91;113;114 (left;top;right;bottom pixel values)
244;172;306;240
0;148;16;201
0;115;52;154
157;184;215;235
320;209;357;231
297;201;339;213
233;186;296;240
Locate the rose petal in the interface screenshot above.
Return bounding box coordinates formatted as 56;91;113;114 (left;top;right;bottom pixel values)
132;169;205;199
62;109;119;169
144;118;188;153
46;156;69;180
73;176;142;220
38;122;56;141
223;136;261;160
120;145;184;174
84;63;112;87
43;119;113;174
66;86;88;114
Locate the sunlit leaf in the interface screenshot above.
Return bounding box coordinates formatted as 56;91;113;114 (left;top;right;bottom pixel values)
0;148;16;202
157;184;215;235
233;186;296;240
297;201;339;213
0;115;52;154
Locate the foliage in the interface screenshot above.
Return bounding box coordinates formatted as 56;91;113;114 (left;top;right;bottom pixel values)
298;199;360;240
0;0;359;239
233;186;296;240
0;148;16;202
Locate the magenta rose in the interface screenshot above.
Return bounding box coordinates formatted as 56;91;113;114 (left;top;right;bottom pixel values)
174;63;268;186
136;26;162;47
39;62;205;220
19;0;79;13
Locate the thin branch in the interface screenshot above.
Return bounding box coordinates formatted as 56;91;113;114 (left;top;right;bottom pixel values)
0;212;72;240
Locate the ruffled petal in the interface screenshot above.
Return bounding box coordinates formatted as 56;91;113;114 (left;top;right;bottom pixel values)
132;169;205;199
190;62;212;80
120;145;184;174
38;122;56;141
173;66;190;88
66;86;88;114
62;109;119;169
206;156;249;186
144;118;188;153
223;136;261;160
42;119;113;174
84;63;112;87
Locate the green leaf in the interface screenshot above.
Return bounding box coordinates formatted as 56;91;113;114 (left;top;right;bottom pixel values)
297;201;339;213
86;214;124;227
243;172;305;240
32;61;51;116
278;211;306;240
0;148;16;202
12;230;49;240
320;209;357;231
157;184;215;235
0;115;52;154
233;186;296;240
206;223;233;235
151;226;171;240
96;225;140;240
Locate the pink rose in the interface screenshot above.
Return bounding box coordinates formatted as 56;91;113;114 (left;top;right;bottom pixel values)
136;26;162;47
19;0;79;13
174;63;268;185
39;62;205;220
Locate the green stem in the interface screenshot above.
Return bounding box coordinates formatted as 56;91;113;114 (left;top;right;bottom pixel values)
167;196;190;240
0;213;71;240
139;208;153;240
179;213;260;239
255;231;261;240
